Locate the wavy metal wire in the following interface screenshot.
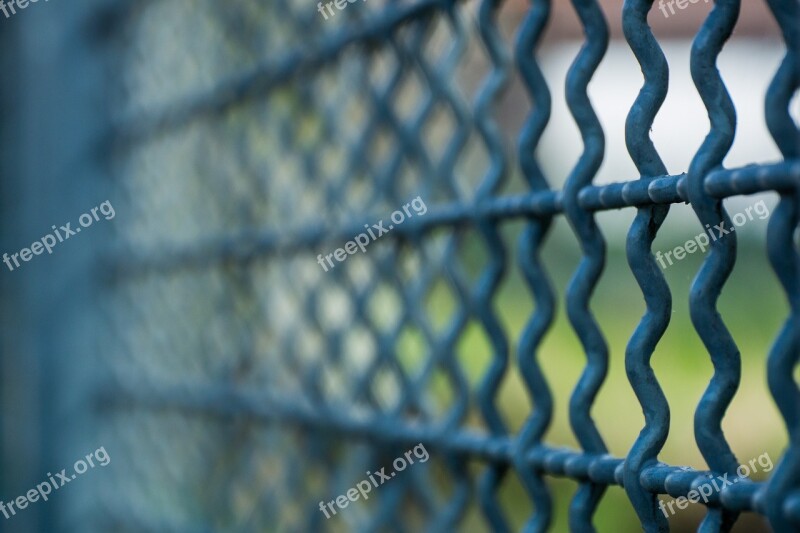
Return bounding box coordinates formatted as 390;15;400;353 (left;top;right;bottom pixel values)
687;2;742;531
621;0;672;531
105;0;800;530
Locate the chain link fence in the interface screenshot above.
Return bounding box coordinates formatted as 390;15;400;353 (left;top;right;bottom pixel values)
1;0;797;531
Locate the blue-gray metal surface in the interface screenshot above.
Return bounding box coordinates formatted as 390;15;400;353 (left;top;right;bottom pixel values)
100;0;799;531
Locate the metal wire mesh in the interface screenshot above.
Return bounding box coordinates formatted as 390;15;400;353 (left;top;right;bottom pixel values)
95;0;799;531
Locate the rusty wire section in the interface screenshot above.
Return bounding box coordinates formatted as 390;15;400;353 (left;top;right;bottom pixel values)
94;0;798;531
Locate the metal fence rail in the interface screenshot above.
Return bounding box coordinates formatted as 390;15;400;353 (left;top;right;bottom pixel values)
99;0;799;531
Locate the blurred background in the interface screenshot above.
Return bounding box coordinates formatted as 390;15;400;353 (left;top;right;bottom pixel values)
0;0;796;531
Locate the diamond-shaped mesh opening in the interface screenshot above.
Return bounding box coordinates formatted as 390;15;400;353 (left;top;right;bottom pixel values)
421;104;461;172
455;131;493;200
367;283;405;331
496;469;531;530
389;163;419;203
395;325;428;379
454;226;493;285
425;277;461;334
456;321;494;389
426;367;458;421
390;66;430;123
317;284;355;332
343;325;378;370
369;365;405;413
